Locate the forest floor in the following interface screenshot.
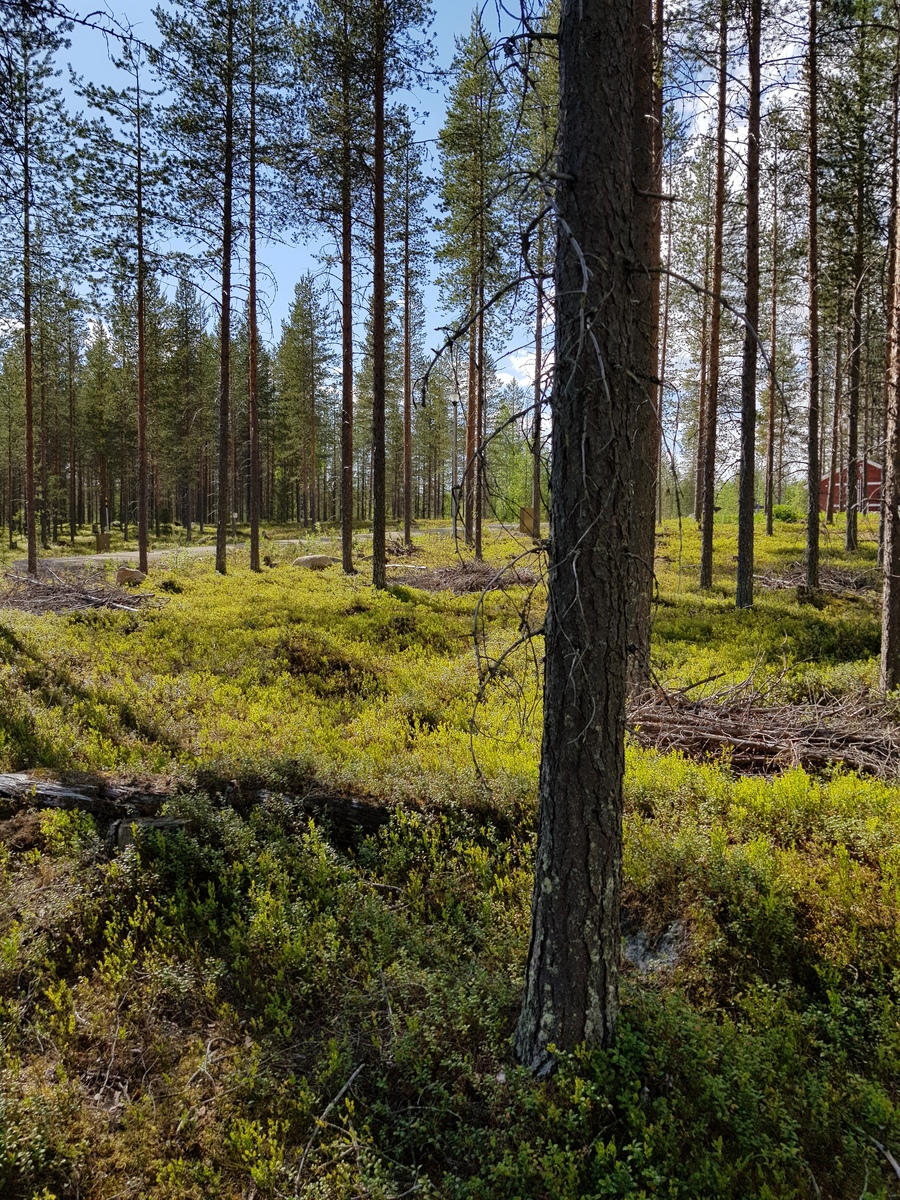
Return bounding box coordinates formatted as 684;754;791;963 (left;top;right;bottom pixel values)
0;512;898;1199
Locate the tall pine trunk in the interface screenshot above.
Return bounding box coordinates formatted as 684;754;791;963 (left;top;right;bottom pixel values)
531;216;544;540
215;2;235;576
847;138;865;553
882;34;900;689
340;7;355;574
403;144;412;549
136;66;149;575
515;0;647;1074
248;14;261;573
735;0;761;609
764;141;778;537
806;0;821;591
22;60;37;577
371;0;387;590
699;0;727;590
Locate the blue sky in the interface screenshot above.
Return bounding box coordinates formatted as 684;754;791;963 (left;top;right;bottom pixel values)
63;0;499;356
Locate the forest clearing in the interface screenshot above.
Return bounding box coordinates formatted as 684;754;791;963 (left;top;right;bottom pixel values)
6;0;900;1190
0;518;899;1198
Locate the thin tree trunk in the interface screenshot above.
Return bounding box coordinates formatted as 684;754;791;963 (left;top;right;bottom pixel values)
474;279;485;562
847;133;865;552
806;0;821;590
764;140;778;537
735;0;761;609
67;303;77;545
882;65;900;565
403;143;413;548
464;279;476;546
22;65;37;576
135;69;149;574
531;216;544;539
827;313;843;524
340;4;355;573
248;8;261;572
371;0;386;590
627;0;658;687
699;0;728;590
215;2;235;576
694;178;712;524
882;32;900;689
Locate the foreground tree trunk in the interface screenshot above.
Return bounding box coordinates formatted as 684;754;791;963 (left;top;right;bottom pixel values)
515;0;646;1074
735;0;761;609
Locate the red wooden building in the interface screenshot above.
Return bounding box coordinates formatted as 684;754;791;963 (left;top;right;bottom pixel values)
819;462;883;512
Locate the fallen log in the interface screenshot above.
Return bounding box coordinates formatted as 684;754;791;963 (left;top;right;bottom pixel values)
0;771;392;848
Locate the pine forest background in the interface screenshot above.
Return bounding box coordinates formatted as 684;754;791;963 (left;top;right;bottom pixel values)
0;0;896;570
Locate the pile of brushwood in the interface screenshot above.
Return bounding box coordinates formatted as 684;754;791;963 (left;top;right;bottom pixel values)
1;569;161;615
629;682;900;779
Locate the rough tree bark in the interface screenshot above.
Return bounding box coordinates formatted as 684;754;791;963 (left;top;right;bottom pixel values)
735;0;761;609
515;0;649;1074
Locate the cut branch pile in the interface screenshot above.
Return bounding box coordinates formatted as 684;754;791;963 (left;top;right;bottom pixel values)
395;561;539;594
754;560;879;595
629;688;900;779
0;569;163;615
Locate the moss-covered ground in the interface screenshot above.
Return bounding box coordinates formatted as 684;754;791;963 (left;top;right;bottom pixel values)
1;515;898;1198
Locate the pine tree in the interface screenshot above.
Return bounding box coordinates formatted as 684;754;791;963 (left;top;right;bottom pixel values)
437;12;514;560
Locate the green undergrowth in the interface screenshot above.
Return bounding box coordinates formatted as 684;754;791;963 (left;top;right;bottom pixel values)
0;543;542;814
1;522;898;1197
1;752;899;1198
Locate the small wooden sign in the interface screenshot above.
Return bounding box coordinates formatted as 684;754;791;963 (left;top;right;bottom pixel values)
519;506;536;536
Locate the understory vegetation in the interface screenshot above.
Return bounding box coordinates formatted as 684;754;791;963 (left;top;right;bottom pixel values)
1;520;898;1198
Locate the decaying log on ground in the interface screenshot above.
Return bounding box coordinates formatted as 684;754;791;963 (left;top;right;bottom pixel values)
0;771;391;849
